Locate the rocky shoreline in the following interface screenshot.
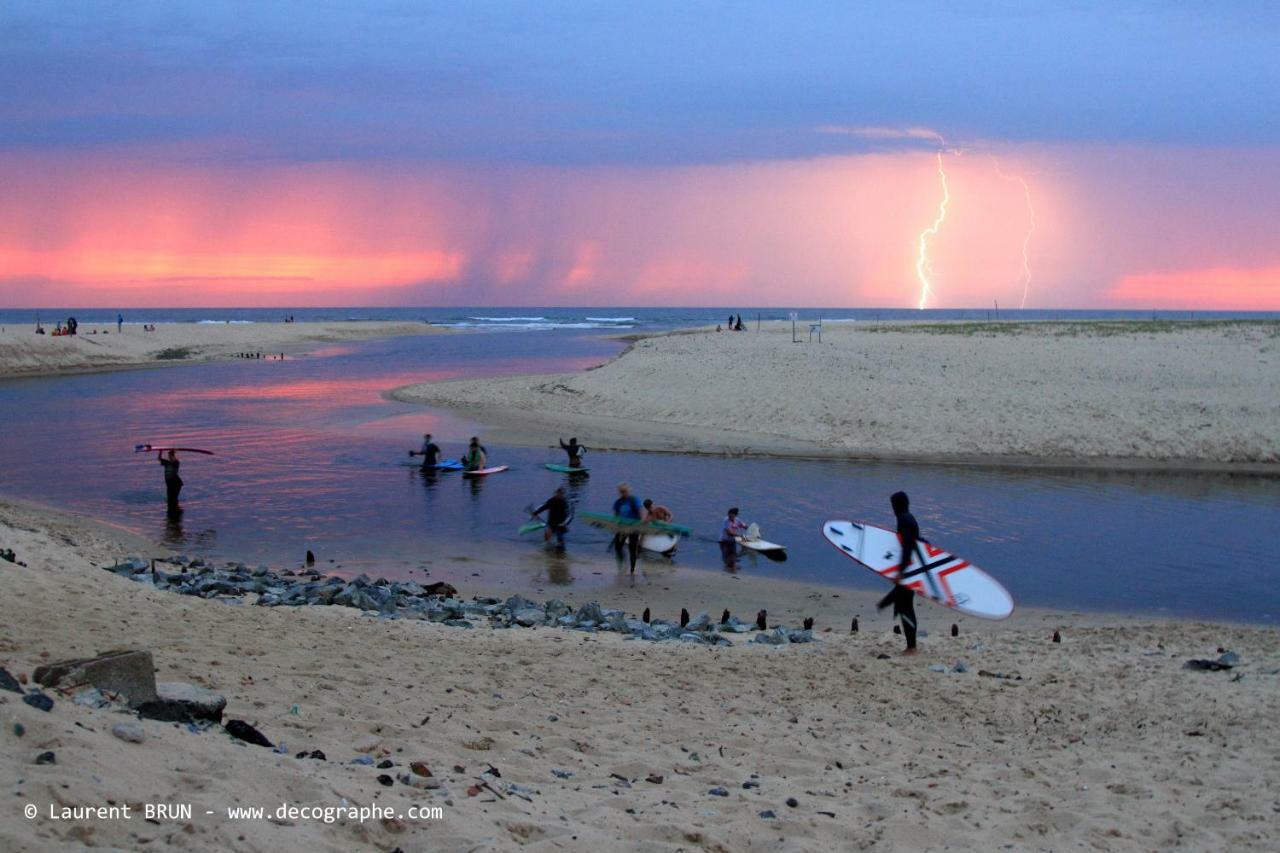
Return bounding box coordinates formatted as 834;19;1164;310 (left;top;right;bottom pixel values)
103;555;818;646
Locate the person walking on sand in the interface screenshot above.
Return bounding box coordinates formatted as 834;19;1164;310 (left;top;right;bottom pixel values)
414;433;442;468
463;437;487;472
559;437;586;468
532;486;573;548
612;482;644;573
877;491;921;654
117;312;123;333
719;507;748;568
158;449;183;512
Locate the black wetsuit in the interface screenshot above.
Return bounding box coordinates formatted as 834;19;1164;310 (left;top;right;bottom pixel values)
559;440;585;468
420;441;441;467
878;497;920;649
160;457;183;509
535;494;572;545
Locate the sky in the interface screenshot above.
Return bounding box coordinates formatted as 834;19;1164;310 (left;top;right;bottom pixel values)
1;2;1278;309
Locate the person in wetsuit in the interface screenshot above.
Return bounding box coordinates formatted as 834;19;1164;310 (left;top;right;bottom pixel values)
612;482;643;573
877;490;920;654
158;450;183;513
533;487;572;548
416;433;442;468
559;437;586;468
463;437;487;472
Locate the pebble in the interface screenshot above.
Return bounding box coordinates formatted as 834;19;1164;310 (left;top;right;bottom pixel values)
759;809;777;819
786;797;799;808
551;768;574;779
224;719;273;748
22;692;54;712
35;751;56;765
351;756;376;766
377;774;394;787
112;722;146;744
708;787;729;797
13;723;26;737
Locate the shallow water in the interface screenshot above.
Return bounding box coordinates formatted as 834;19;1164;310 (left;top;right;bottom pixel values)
1;329;1276;622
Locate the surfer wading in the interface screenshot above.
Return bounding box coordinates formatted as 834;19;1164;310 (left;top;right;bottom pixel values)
612;482;643;573
559;437;586;469
878;491;921;654
463;437;487;472
158;450;183;514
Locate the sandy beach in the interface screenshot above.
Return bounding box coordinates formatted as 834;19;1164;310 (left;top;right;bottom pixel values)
2;497;1278;851
0;321;446;379
392;320;1280;471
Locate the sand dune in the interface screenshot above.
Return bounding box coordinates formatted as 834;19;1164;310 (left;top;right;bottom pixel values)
0;320;445;378
392;320;1280;470
2;498;1278;851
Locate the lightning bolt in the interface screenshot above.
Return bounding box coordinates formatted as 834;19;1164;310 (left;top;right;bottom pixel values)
991;158;1036;308
915;148;951;310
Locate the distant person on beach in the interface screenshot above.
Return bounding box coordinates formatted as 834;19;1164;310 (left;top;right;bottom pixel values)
719;507;748;568
117;313;123;333
877;490;921;654
734;315;745;331
463;437;487;472
532;486;572;548
612;482;643;573
642;498;672;523
559;437;586;468
158;450;183;512
415;433;441;468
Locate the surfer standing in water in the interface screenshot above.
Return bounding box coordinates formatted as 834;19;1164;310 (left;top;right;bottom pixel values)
642;498;672;523
878;491;921;654
463;437;487;472
416;433;441;468
158;450;183;514
719;507;748;569
532;487;572;548
559;437;586;468
612;482;643;573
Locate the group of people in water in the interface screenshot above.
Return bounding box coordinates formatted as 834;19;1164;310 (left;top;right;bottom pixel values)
413;433;493;472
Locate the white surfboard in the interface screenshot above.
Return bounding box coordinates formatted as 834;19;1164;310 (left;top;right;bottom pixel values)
737;523;787;561
640;533;678;555
823;520;1013;620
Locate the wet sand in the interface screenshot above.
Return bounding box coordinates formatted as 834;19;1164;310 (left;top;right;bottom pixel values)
391;320;1280;472
3;497;1278;851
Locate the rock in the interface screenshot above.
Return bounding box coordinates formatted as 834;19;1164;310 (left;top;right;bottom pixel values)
0;668;23;693
759;809;777;819
512;607;547;627
224;719;273;748
377;759;395;769
1218;651;1240;666
377;774;394;787
786;629;813;644
1053;630;1061;643
544;599;571;620
35;750;56;765
72;687;112;709
721;609;731;625
351;755;375;765
23;692;54;712
409;761;432;777
646;773;664;784
786;797;799;808
33;649;158;707
686;611;711;632
708;787;729;797
642;607;650;623
929;664;947;673
112;722;146;744
551;768;574;779
138;682;227;723
575;603;604;625
952;661;969;674
679;633;707;644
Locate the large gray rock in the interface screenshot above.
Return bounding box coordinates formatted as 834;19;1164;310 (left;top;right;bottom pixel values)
33;650;158;707
155;682;227;722
512;607;546;627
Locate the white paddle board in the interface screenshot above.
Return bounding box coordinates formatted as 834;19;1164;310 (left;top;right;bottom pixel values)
823;520;1013;619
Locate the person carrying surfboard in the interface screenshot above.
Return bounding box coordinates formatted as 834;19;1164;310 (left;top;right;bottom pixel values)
532;487;572;548
877;491;921;654
612;482;644;573
559;437;586;468
719;507;748;568
158;449;183;513
642;498;672;523
463;437;487;472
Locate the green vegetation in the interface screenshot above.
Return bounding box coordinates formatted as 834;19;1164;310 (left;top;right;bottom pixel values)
153;347;193;360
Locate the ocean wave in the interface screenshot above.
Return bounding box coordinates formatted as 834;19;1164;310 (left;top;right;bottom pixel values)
467;316;547;322
441;321;634;331
196;319;255;324
584;316;637;322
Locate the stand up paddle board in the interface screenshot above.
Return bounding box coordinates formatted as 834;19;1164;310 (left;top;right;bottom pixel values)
134;444;215;455
823;520;1013;619
462;466;509;479
519;520;547;535
400;459;464;470
579;512;691;536
545;463;589;475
